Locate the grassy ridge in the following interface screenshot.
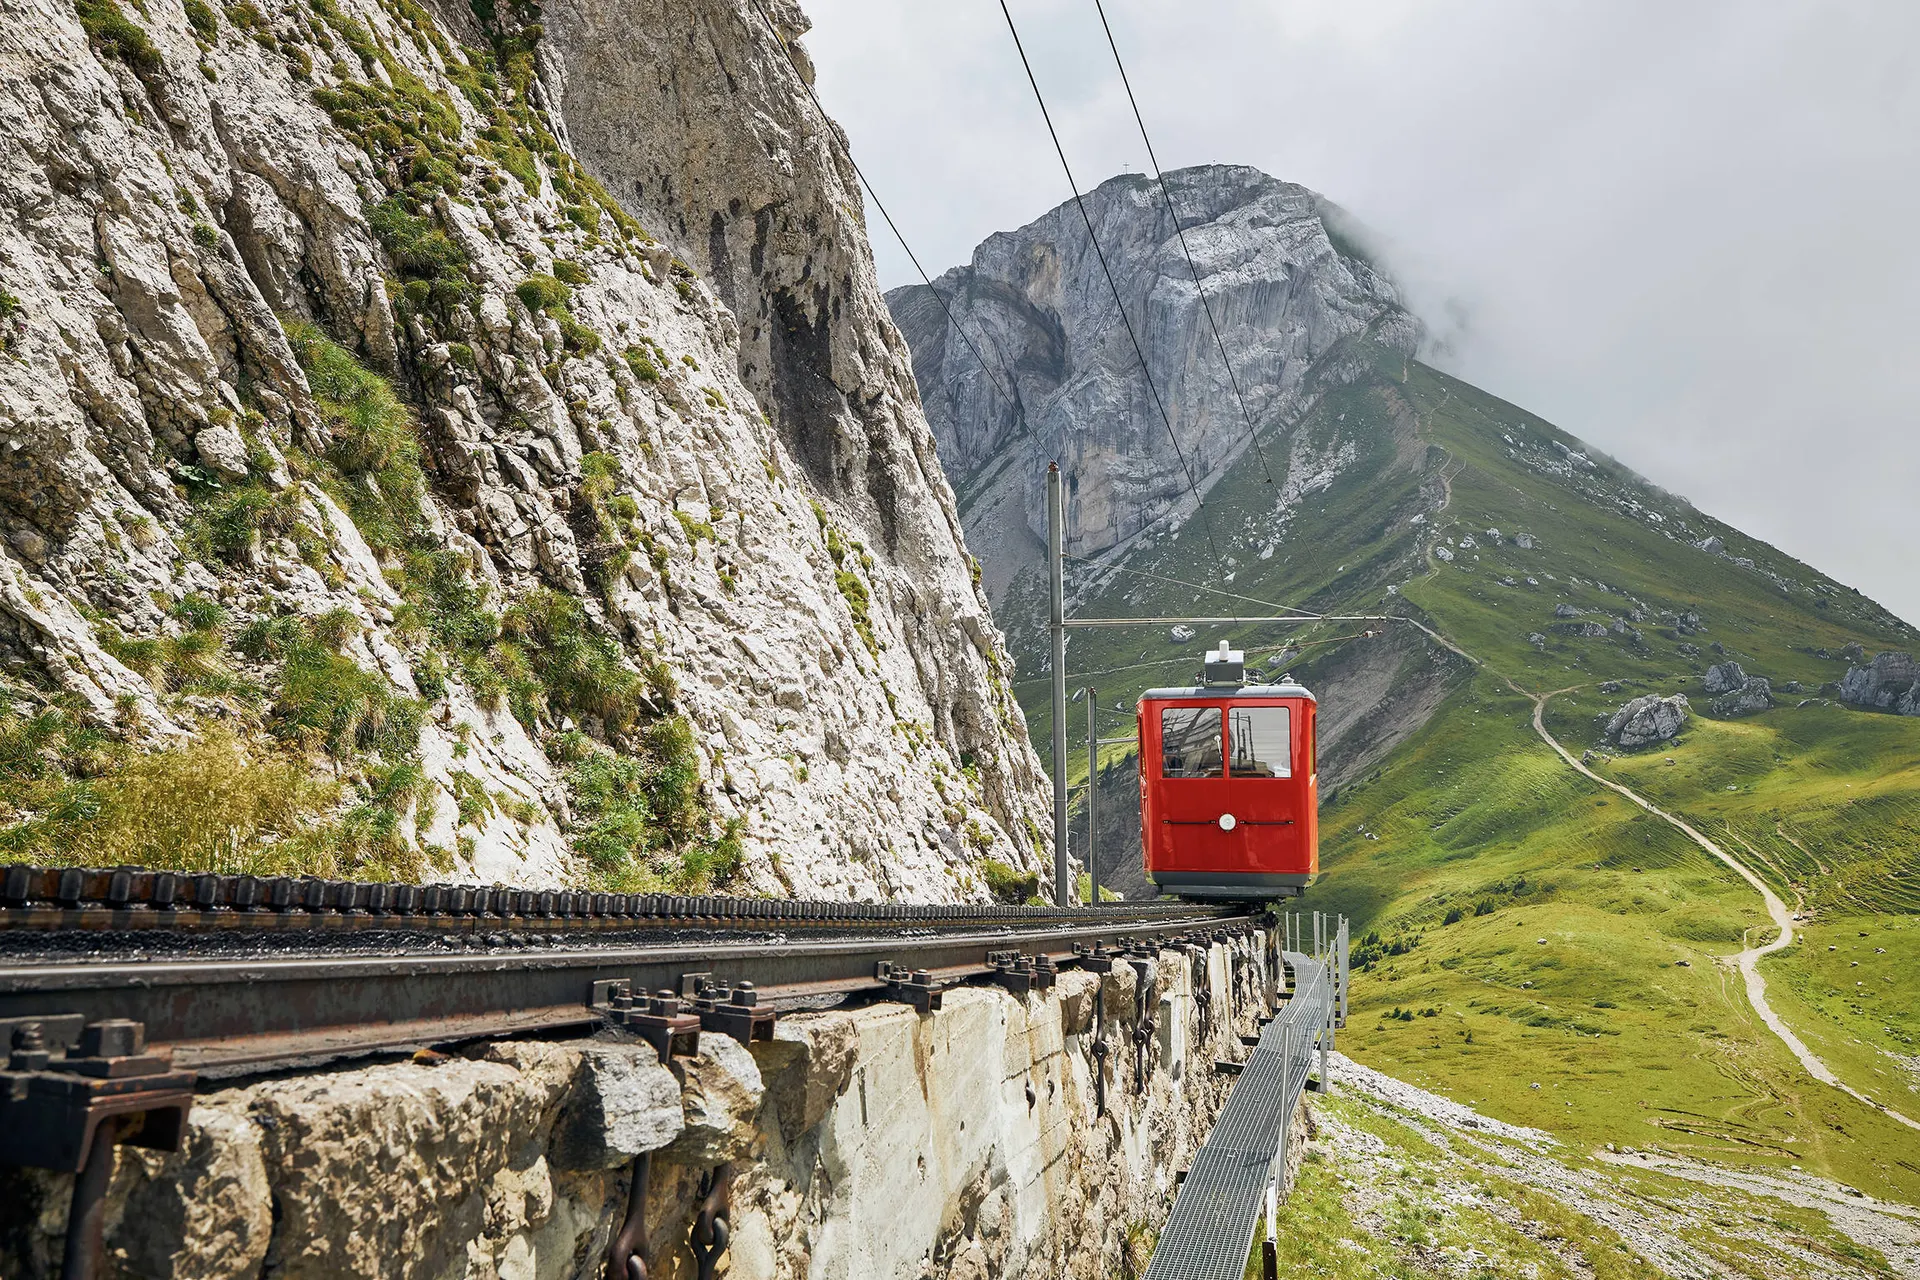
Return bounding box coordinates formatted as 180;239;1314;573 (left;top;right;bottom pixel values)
1003;339;1920;1200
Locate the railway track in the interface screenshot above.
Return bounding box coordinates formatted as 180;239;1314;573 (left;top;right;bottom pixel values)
0;863;1261;1177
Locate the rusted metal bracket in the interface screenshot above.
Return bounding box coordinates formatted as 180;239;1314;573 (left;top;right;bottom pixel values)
985;951;1055;996
685;980;777;1045
590;982;701;1060
1130;957;1155;1095
606;1150;651;1280
0;1017;195;1172
1071;941;1116;973
689;1164;733;1280
0;1016;196;1280
875;962;942;1014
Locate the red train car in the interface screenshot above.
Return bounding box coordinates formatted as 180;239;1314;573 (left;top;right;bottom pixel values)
1138;643;1318;900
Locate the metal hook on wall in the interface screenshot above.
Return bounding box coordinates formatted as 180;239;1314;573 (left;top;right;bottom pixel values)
689;1164;734;1280
606;1151;651;1280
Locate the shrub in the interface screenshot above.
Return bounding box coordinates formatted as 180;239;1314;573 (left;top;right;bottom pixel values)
499;589;645;737
74;0;162;71
552;258;589;285
622;346;660;383
0;729;338;871
980;857;1039;905
515;273;571;313
183;0;217;39
191;483;301;563
567;717;726;889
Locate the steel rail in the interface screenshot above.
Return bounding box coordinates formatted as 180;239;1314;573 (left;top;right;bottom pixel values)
1;908;1251;1072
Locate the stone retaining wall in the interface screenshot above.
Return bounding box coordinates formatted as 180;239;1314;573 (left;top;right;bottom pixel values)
0;935;1271;1279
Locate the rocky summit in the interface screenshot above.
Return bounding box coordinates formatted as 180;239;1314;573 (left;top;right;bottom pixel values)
0;0;1049;897
887;164;1418;604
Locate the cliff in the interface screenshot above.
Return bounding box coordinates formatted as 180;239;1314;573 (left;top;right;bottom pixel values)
886;164;1419;604
0;0;1049;898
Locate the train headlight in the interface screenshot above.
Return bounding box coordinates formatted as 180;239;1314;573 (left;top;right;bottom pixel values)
1218;813;1237;832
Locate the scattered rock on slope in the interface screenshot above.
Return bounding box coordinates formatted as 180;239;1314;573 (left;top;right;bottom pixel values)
1710;677;1774;717
1838;652;1920;716
1605;694;1689;748
1703;662;1749;695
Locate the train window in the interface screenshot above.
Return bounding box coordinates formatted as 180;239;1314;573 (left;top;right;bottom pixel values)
1160;706;1224;778
1228;706;1292;778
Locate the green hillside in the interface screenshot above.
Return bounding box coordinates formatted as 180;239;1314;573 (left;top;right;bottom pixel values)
1006;338;1920;1201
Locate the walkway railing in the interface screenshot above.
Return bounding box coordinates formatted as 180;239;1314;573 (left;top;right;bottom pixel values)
1145;911;1349;1280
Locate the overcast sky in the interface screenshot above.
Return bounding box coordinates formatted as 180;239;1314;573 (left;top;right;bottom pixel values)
802;0;1920;626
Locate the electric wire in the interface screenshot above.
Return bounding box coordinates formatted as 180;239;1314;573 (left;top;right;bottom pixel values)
1064;551;1322;619
1013;629;1371;689
748;2;1025;419
1090;0;1276;487
997;0;1226;567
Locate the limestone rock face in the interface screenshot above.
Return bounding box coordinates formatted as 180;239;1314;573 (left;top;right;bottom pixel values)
887;165;1418;604
1604;694;1690;748
0;0;1048;897
1838;651;1920;715
1702;662;1748;695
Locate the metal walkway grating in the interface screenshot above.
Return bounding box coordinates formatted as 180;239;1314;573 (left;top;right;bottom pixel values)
1145;918;1349;1279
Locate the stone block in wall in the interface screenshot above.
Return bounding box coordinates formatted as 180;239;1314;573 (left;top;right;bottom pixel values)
551;1040;684;1170
668;1034;766;1165
247;1056;574;1279
111;1098;272;1280
760;1010;859;1140
1056;971;1098;1034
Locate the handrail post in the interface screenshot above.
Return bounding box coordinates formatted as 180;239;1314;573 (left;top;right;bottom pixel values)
1048;464;1070;908
1086;684;1098;905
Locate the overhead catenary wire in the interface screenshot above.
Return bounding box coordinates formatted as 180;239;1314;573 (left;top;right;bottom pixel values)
997;0;1227;570
1064;551;1323;619
1012;628;1378;689
748;1;1025;417
1090;0;1277;488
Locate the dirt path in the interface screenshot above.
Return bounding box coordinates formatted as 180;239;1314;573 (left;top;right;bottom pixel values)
1525;690;1920;1132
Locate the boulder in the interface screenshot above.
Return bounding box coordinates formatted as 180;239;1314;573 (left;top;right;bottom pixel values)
1527;632;1547;648
1702;662;1747;695
1604;694;1689;749
1433;546;1454;563
1513;533;1535;549
194;424;252;481
1553;604;1582;618
1837;652;1920;715
1710;677;1774;717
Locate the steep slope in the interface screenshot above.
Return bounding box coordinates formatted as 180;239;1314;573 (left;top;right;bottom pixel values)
0;0;1049;898
891;171;1920;1198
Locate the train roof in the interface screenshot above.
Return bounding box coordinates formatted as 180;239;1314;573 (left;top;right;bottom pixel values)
1139;682;1316;702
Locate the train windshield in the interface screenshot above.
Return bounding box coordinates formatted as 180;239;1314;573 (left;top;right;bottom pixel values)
1160;706;1224;778
1228;706;1292;778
